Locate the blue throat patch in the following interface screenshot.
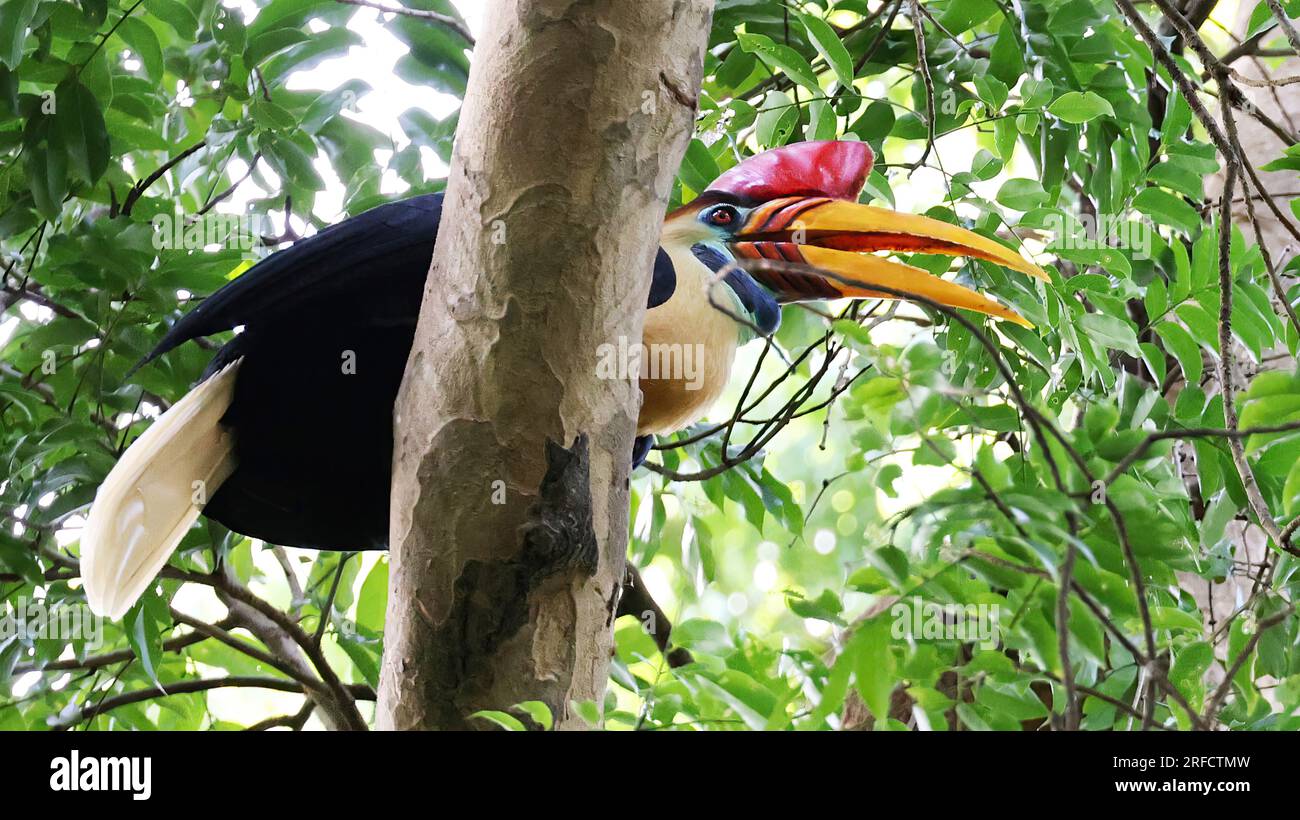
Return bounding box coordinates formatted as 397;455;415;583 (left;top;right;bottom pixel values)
691;244;782;336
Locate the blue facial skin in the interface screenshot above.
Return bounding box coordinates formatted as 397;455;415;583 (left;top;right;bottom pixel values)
690;243;782;337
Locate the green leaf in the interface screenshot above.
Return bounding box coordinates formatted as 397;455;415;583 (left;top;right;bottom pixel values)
249;0;346;39
469;710;526;731
679;138;720;195
737;32;820;91
570;699;601;727
145;0;198;38
397;106;456;161
1145;276;1168;320
974;74;1009;110
1159;320;1196;384
1175;303;1219;350
0;0;38;70
264;27;364;83
124;595;166;689
696;676;768;730
212;6;247;51
513;700;554;730
759;467;803;536
1140;342;1167;386
250;98;297;131
1147;606;1204;633
787;588;846;626
996;178;1050;211
245;27;312;67
970;148;1002;181
301;80;371;134
877;463;903;497
1054;246;1132;278
1047;91;1115;123
356;557;387;633
260;133;325;191
1079;314;1140;357
850;617;896;722
1020;77;1054;108
1246;1;1277;37
1260;149;1300;173
797;12;854;89
79;0;108;25
1133;187;1202;235
1161;91;1193;146
865;545;910;588
1282;459;1300;515
1015;111;1040;135
850;99;894;141
0;63;16;117
756;90;798;147
804;97;836;141
715;45;756;90
54;80;111;183
116;16;164;82
993;115;1017;160
1148;158;1205;200
25;148;67;220
987;17;1024;85
673;618;732;654
1239;393;1300;431
1168;641;1213;724
1201;490;1236;549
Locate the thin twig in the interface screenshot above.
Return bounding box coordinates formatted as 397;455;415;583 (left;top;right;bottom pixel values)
120;141;207;217
333;0;474;45
908;0;936;172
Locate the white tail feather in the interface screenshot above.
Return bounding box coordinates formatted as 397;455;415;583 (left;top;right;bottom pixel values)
81;359;243;619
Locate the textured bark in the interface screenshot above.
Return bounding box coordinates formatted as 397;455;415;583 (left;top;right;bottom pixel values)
377;0;713;730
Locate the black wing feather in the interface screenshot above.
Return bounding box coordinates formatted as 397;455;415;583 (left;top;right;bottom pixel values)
131;194;444;374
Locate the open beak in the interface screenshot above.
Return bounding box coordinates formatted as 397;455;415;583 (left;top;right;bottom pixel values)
729;197;1048;328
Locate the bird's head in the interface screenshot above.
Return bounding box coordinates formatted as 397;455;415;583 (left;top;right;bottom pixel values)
661;140;1047;332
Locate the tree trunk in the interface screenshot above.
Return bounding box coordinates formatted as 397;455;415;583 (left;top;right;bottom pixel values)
377;0;714;730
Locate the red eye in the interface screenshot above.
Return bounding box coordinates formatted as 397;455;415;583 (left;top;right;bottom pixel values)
710;206;736;226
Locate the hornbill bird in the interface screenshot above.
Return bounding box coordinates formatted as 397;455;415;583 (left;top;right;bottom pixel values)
82;140;1045;619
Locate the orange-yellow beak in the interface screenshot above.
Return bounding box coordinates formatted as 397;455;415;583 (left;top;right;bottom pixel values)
729;196;1048;327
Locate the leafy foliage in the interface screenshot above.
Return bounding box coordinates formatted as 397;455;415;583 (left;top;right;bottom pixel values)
625;0;1300;731
3;0;1300;730
0;0;463;730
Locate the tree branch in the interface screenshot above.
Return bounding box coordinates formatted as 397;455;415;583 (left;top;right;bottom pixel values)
119;141;207;217
54;676;306;728
333;0;474;45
